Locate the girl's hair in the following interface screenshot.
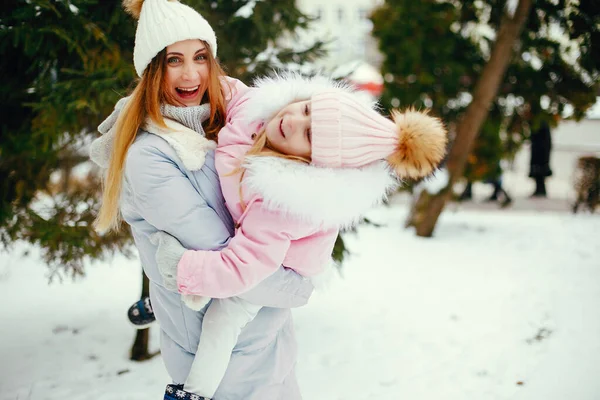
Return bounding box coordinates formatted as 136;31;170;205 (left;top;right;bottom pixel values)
236;129;311;210
94;41;227;232
242;129;311;166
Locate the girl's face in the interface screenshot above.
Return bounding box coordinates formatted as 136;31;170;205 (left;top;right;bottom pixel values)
164;39;209;107
264;100;312;159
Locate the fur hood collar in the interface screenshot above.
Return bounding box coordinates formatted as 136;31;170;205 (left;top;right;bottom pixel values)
242;72;377;124
230;72;395;227
242;156;397;228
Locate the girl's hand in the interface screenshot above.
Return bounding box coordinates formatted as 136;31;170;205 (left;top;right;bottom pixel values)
149;231;186;291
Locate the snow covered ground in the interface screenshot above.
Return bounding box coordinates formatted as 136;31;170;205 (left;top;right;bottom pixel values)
1;199;599;400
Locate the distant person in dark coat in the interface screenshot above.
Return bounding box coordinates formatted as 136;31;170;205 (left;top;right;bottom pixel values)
529;121;553;197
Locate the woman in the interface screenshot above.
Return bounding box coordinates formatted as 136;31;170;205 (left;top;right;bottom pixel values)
90;0;314;399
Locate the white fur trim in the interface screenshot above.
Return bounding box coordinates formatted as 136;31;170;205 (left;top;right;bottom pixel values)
243;72;377;124
144;118;216;171
242;156;398;229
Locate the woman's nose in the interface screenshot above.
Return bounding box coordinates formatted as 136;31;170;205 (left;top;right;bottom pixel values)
182;63;195;80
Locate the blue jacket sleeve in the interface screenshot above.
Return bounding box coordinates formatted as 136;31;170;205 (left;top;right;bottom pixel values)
125;137;232;251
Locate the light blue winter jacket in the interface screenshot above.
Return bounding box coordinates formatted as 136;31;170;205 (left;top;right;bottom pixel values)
91;101;312;399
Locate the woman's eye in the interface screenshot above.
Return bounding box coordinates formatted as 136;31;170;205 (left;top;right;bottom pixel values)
167;57;180;64
304;104;309;115
195;54;207;61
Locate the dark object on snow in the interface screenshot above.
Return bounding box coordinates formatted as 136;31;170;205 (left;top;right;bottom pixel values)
529;121;553;197
128;296;156;329
572;156;600;213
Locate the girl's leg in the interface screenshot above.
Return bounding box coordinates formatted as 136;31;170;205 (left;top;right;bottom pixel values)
184;297;262;398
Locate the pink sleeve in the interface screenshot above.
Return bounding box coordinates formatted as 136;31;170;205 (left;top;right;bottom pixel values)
283;227;339;275
221;76;249;114
176;200;307;298
216;77;256;147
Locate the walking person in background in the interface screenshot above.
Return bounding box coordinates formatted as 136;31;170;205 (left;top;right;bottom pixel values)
459;162;512;207
485;161;512;207
90;0;315;398
529;120;553;197
458;120;511;206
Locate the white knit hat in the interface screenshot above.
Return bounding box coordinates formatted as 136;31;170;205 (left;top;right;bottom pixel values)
123;0;218;77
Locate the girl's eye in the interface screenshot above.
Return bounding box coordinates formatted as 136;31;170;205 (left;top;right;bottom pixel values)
304;104;310;115
167;57;180;64
195;54;207;61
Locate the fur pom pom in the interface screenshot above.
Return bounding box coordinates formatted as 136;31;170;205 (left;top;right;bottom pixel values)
123;0;144;19
387;108;448;179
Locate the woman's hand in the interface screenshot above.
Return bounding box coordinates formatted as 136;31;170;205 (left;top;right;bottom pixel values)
149;231;187;291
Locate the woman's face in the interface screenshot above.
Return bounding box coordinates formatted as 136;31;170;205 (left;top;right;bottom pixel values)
264;100;312;159
164;39;209;107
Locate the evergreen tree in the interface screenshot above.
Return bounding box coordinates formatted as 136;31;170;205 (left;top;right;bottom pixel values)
1;0;136;279
372;0;600;236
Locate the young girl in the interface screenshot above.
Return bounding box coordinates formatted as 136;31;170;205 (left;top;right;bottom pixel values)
151;73;448;400
92;1;316;399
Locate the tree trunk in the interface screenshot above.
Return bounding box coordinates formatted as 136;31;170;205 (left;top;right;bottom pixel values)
407;0;533;237
129;270;158;361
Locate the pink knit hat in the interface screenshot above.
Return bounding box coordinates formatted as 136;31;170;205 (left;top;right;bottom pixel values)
311;89;447;179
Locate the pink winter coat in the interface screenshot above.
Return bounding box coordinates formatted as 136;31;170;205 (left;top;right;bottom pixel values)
176;74;397;298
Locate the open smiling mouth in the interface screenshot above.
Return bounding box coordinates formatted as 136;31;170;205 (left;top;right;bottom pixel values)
175;86;200;98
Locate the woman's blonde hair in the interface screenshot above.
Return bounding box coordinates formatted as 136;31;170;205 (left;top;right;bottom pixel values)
95;42;227;232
